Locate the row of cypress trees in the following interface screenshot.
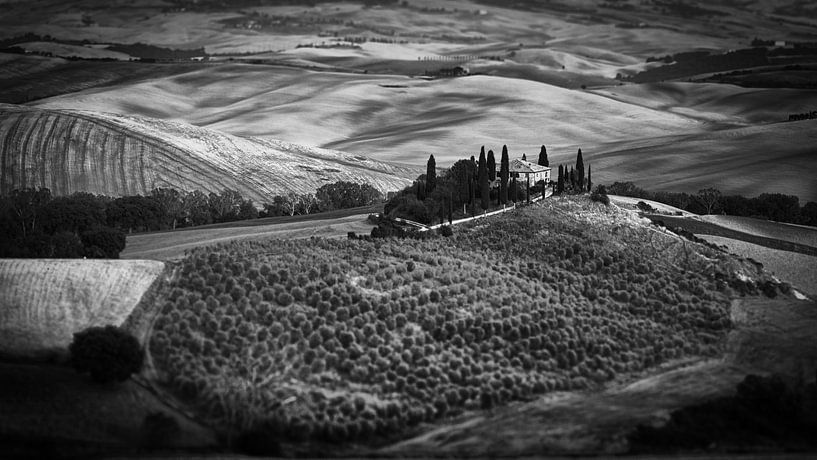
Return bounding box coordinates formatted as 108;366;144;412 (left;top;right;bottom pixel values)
555;148;593;195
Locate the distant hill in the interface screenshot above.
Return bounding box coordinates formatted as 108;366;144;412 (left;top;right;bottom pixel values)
0;104;420;202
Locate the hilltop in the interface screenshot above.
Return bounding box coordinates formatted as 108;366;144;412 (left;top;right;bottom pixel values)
0;104;420;201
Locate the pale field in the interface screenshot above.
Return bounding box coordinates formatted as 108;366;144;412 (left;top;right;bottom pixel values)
122;213;376;261
28;63;817;201
608;195;695;217
700;215;817;248
0;104;420;200
0;259;165;356
698;235;817;298
15;41;132;60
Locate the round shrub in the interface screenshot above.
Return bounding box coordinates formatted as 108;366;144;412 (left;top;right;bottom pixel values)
69;325;143;383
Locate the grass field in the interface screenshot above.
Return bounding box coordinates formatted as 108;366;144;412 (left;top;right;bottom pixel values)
698;235;817;299
700;215;817;249
122;213;377;261
0;104;420;200
0;259;165;358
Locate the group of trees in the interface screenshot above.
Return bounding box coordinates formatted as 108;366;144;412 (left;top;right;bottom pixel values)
554;148;592;195
261;181;383;217
607;182;817;226
0;181;384;258
385;145;556;225
788;110;817;121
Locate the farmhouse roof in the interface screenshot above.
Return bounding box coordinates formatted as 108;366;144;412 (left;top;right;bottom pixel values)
509;158;550;174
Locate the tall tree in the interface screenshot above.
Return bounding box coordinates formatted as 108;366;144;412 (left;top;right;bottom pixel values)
557;165;564;194
697;188;722;214
538;145;549;167
426;154;436;196
478;149;489;211
499;145;510;205
570;166;576;191
586;164;592;192
522;153;527;161
576;148;585;192
511;176;517;203
487;150;496;182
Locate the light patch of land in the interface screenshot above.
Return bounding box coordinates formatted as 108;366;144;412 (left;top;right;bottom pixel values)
697;235;817;299
700;215;817;248
30;66;703;164
0;259;165;358
14;41;132;60
0;104;420;200
609;195;695;217
122;213;375;261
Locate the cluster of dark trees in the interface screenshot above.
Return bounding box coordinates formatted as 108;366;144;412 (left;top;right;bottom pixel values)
385;145;556;225
0;181;384;258
788;111;817;121
262;181;382;217
554;148;592;195
607;182;817;226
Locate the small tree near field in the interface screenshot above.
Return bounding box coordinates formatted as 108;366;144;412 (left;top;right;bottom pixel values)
69;325;143;383
697;188;722;215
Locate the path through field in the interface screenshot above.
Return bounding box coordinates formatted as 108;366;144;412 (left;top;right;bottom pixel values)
122;214;375;261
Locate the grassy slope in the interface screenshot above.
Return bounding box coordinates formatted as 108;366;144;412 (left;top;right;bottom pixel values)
0;259;165;357
700;215;817;248
699;235;817;299
0;104;421;200
122;213;376;261
145;195;780;453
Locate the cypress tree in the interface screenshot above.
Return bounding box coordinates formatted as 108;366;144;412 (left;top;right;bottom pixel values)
557;165;564;194
478;149;489;211
448;192;453;224
511;176;517;203
576;148;585;192
538;145;549;167
499;145;509;205
586;164;592;192
426;154;436;196
570;166;576;191
522;153;527;161
487;150;496;182
469;177;476;216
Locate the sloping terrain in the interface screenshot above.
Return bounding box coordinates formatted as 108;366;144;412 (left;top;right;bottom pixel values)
700;215;817;248
0;104;420;200
0;259;165;357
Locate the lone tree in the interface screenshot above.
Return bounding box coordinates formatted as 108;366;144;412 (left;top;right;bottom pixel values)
522;153;527;161
69;325;143;383
487;150;496;182
537;145;549;167
426;154;436;196
586;164;592;192
576;148;585;192
697;187;722;214
499;145;510;205
478;149;490;211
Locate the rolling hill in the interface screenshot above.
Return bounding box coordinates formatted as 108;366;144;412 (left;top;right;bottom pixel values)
0;104;420;201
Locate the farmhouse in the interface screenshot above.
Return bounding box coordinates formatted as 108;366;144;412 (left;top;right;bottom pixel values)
509;158;550;184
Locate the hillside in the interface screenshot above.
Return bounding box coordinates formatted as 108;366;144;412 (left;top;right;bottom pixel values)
0;259;164;358
144;195;789;455
0;104;420;201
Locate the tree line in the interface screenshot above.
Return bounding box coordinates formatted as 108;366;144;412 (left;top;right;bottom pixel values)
384;144;594;226
0;181;384;258
607;182;817;226
788;111;817;121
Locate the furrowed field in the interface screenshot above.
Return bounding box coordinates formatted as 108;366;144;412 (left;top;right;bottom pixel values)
149;196;774;446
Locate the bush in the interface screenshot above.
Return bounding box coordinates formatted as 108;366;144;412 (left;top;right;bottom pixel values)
590;185;610;206
81;226;126;258
438;225;454;237
69;325;143;383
